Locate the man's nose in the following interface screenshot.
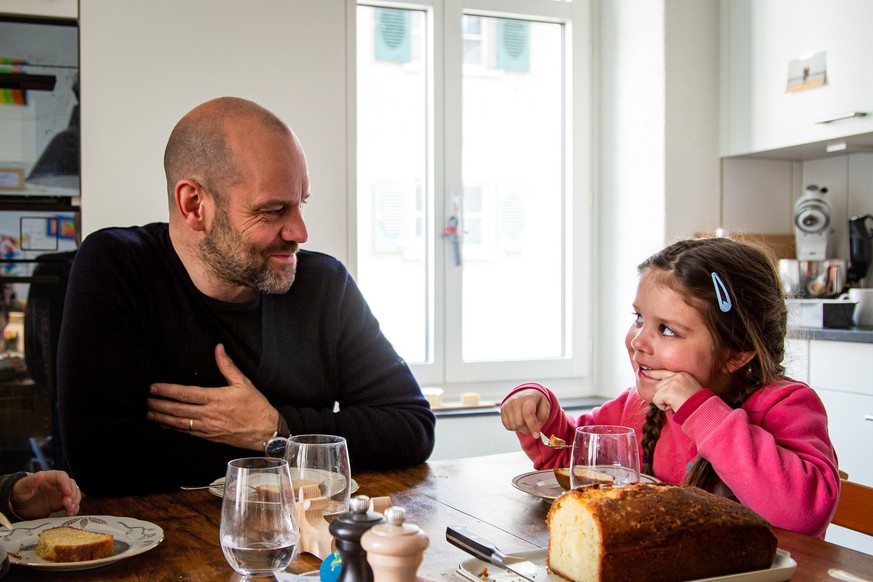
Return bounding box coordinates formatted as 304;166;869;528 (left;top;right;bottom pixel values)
282;209;308;243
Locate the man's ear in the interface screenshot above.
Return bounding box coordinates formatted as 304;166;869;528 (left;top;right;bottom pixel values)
175;179;209;231
724;350;756;374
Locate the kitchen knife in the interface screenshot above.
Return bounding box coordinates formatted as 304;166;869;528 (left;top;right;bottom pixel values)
446;526;563;582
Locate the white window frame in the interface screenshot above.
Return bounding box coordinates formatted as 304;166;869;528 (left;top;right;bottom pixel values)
348;0;594;400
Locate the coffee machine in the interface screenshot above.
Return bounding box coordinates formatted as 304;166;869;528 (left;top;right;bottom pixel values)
794;184;832;260
848;214;873;287
779;184;847;300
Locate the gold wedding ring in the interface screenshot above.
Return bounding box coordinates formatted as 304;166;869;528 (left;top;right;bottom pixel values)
188;418;194;431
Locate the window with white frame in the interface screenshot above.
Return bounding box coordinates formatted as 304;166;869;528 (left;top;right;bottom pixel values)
355;0;591;399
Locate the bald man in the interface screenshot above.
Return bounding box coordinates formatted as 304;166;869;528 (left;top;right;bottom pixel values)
58;97;434;495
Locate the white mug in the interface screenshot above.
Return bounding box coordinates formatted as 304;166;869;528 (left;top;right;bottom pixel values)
839;288;873;326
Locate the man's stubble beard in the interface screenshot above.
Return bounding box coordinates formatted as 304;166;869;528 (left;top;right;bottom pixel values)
200;209;298;295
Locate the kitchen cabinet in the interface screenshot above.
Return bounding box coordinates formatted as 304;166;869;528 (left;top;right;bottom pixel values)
808;340;873;486
430;412;522;461
430;401;602;461
805;338;873;555
722;0;873;158
0;12;80;475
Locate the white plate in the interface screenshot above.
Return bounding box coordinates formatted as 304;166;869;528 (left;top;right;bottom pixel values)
456;548;797;582
512;470;659;501
208;474;360;498
0;515;163;571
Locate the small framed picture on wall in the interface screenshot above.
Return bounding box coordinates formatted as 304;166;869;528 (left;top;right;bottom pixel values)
786;51;827;93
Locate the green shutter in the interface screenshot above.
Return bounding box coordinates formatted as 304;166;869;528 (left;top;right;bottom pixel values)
496;19;529;72
375;8;411;63
372;179;411;253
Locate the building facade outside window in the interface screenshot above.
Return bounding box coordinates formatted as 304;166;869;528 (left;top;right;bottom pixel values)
355;0;592;399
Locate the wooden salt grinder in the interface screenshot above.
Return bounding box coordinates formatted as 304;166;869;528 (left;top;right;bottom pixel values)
361;506;429;582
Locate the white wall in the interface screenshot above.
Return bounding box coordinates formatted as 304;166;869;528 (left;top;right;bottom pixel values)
595;0;722;398
721;158;799;234
79;0;351;261
596;0;665;397
664;0;721;241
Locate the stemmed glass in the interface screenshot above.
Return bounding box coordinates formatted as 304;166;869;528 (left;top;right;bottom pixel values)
283;434;352;520
220;457;299;578
570;425;640;489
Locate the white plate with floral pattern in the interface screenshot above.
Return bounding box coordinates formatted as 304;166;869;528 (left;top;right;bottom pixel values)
0;515;163;571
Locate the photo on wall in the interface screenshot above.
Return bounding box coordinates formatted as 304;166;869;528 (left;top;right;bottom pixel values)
786;51;826;92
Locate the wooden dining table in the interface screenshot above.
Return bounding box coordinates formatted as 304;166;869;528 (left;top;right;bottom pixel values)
7;451;873;581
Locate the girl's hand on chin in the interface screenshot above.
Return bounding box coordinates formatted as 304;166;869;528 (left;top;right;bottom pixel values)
648;370;703;413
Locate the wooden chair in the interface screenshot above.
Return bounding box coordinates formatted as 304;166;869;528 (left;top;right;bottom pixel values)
832;477;873;537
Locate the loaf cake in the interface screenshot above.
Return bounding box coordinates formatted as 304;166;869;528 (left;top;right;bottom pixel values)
546;483;776;582
553;467;615;490
36;526;114;562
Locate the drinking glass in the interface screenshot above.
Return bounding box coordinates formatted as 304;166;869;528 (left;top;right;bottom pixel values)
220;457;299;578
570;425;640;488
283;434;352;519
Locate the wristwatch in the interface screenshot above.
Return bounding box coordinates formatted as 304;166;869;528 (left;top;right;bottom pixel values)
264;434;287;457
263;412;292;456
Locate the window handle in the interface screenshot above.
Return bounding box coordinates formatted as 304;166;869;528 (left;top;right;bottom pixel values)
444;216;462;267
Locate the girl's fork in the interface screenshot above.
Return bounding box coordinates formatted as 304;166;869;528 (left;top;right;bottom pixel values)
539;432;571;449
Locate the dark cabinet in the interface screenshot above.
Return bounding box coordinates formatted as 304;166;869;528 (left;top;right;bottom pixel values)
0;15;79;472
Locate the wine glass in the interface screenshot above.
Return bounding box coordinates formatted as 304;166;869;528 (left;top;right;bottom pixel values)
570;425;640;489
283;434;352;520
220;457;299;578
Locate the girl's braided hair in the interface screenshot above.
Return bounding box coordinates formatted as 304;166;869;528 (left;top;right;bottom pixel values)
636;237;788;491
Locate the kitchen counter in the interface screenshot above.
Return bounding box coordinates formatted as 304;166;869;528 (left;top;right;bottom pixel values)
429;397;608;461
432;396;607;418
789;326;873;344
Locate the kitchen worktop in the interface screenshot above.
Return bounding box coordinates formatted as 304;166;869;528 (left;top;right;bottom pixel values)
789;326;873;344
432;396;608;418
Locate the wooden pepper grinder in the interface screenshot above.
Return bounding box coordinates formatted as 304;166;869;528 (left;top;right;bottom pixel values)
361;506;429;582
329;495;385;582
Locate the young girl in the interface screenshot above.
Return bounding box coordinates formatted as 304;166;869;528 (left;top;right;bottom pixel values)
500;237;839;537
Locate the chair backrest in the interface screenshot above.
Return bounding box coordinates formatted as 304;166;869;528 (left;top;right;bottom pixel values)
24;251;76;389
831;478;873;537
24;250;76;471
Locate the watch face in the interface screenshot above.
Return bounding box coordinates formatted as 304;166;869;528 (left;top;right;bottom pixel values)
264;437;288;458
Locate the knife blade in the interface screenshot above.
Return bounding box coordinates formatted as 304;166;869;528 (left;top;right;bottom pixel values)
446;526;562;582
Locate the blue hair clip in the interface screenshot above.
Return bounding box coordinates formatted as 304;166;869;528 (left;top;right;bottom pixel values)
711;272;732;313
